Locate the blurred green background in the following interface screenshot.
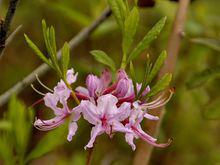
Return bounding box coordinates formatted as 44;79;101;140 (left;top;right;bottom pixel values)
0;0;220;164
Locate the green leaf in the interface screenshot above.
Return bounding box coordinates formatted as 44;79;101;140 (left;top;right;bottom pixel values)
191;38;220;52
127;17;167;63
146;73;172;98
0;135;14;165
146;50;167;84
108;0;127;29
8;96;33;158
130;61;137;96
90;50;116;72
123;7;139;54
186;66;220;89
49;26;57;57
202;98;220;120
61;42;70;78
0;120;11;131
24;34;52;67
26;125;66;162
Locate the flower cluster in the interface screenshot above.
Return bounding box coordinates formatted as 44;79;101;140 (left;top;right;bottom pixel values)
34;68;173;150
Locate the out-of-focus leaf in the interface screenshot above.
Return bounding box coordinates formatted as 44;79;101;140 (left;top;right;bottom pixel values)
127;17;167;63
26;125;67;162
146;73;172;98
146;50;167;84
61;42;70;78
130;61;137;96
90;50;116;72
8;96;33;158
123;7;139;54
186;66;220;89
108;0;127;29
0;135;14;165
191;38;220;52
0;120;11;130
202;98;220;120
24;34;53;68
48;2;91;26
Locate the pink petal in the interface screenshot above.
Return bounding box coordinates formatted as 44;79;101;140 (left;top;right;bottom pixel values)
85;124;104;149
81;100;101;125
96;94;118;115
66;68;78;84
144;113;159;121
125;133;136;151
86;74;100;97
44;93;62;116
112;102;131;121
67;122;78;141
75;86;89;97
100;69;111;89
34;116;66;131
117;69;128;81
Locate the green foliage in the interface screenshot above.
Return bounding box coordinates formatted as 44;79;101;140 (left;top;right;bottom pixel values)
90;50;116;72
191;38;220;52
130;61;137;96
61;42;70;79
0;135;14;165
0;96;33;164
107;0;127;30
24;34;53;68
8;95;33;160
145;73;172;98
202;98;220;119
127;17;167;64
122;7;139;54
146;51;167;84
26;125;67;162
186;66;220;89
25;20;72;81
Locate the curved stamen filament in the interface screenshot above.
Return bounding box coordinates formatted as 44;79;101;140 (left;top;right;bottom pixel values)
142;88;175;110
36;74;53;92
31;84;46;96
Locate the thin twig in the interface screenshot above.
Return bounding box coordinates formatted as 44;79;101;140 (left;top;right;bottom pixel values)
0;24;22;57
0;8;111;107
86;147;94;165
0;0;20;55
133;0;190;164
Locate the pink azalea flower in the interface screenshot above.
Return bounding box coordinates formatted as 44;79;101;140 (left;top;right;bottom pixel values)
34;69;81;141
80;94;131;149
124;102;172;150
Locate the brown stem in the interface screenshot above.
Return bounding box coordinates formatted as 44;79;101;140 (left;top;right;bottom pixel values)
86;147;94;165
0;0;20;55
0;8;111;107
133;0;190;164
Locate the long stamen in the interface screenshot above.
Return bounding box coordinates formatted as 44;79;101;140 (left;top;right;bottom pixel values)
142;88;175;110
31;84;46;96
36;74;53;92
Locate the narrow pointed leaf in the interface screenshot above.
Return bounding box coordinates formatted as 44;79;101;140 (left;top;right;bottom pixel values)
24;34;52;67
123;7;139;54
186;66;220;89
130;61;137;96
61;42;70;78
146;73;172;98
191;38;220;52
108;0;127;29
90;50;116;72
127;17;167;63
147;50;167;84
